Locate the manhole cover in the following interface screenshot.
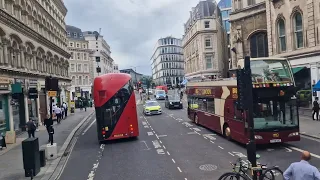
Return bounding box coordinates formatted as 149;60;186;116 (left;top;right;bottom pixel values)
199;164;217;171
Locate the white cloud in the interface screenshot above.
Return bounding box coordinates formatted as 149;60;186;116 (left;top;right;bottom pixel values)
64;0;201;75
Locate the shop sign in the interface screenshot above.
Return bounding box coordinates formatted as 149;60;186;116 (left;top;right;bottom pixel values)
48;91;57;97
14;78;25;87
28;88;38;99
29;79;38;88
0;77;10;84
0;84;9;90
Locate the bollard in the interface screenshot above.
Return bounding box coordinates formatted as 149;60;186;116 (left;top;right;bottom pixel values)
1;133;6;149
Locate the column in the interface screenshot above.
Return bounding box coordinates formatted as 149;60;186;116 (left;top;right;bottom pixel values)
36;95;41;125
30;55;34;70
311;63;319;102
20;50;25;68
24;95;29;123
7;95;14;131
17;51;21;68
3;42;8;64
0;45;3;64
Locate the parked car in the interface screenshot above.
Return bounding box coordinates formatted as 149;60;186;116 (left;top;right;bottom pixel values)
165;94;183;109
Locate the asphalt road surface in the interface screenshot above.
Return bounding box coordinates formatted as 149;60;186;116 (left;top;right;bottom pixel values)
59;90;320;180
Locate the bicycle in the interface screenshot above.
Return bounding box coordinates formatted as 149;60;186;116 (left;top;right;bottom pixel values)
220;154;283;180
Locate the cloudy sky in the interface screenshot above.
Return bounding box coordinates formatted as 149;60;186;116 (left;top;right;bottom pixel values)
64;0;205;75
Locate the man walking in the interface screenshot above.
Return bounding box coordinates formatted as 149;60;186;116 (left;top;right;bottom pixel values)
313;97;319;121
26;119;36;138
63;102;68;117
44;115;53;142
55;106;62;123
283;151;320;180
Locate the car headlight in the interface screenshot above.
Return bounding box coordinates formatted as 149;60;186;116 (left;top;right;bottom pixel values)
159;108;162;111
170;102;172;105
145;109;150;112
180;101;182;104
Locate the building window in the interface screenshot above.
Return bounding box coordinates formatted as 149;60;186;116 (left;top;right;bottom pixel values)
84;76;89;85
84;64;89;72
77;64;82;72
78;76;82;85
76;43;80;48
205;38;211;47
73;32;77;38
79;33;83;38
205;55;212;69
69;42;73;47
205;21;210;28
83;44;86;49
250;32;268;58
293;12;303;49
71;76;76;85
67;32;70;36
278;19;286;52
247;0;255;6
77;53;80;60
70;64;75;72
83;53;87;60
70;52;74;59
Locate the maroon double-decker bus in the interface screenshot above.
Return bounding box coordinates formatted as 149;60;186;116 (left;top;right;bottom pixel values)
187;58;300;144
93;73;139;143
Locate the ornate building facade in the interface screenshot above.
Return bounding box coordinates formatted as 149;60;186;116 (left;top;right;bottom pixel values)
0;0;70;133
182;0;228;79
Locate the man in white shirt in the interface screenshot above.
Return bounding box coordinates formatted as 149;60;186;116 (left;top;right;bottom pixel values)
55;106;62;123
62;102;68;117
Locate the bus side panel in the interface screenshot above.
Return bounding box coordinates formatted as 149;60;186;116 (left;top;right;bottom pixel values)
107;93;139;140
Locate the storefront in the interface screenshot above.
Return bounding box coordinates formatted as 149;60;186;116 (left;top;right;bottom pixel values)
11;78;27;131
0;77;11;134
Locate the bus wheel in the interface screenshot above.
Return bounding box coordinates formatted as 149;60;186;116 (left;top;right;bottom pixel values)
194;114;199;125
224;126;232;140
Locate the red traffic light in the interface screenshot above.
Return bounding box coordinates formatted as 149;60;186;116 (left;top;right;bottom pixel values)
139;81;141;84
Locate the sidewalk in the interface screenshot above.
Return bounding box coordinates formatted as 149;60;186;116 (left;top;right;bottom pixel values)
0;108;94;180
299;116;320;139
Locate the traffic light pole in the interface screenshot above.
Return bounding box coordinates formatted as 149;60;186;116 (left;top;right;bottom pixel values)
237;56;259;180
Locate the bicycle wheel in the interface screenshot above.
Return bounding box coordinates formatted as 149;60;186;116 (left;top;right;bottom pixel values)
218;172;248;180
260;167;283;180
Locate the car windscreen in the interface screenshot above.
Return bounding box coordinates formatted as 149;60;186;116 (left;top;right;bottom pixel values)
146;102;159;106
156;90;165;94
168;95;180;101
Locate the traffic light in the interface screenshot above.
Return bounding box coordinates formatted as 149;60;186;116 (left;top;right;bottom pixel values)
236;69;246;110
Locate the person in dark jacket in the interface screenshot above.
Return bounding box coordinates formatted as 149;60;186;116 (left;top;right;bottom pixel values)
313;97;319;121
26;119;36;138
44;115;53;142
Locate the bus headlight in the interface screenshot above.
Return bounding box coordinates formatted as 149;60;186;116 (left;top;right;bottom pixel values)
288;132;299;137
255;135;263;139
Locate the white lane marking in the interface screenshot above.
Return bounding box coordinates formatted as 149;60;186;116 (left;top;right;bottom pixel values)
288;146;320;159
150;127;154;130
182;122;193;127
176;118;183;121
157;149;165;155
187;132;197;135
184;178;187;180
163;145;166;149
203;134;216;141
218;146;224;149
82;119;96;135
228;152;235;156
158;135;167;137
87;144;105;180
159;140;163;144
142;122;147;126
177;167;182;172
147;132;154;136
172;159;176;163
195;132;201;135
192;128;201;131
232;152;247;158
167;151;171;155
152;140;161;148
210;141;215;144
144;125;149;128
285;147;292;152
141;141;150;150
152;130;156;133
204;137;208;139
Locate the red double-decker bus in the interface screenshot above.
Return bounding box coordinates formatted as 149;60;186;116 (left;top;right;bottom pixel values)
187;58;300;144
93;73;139;143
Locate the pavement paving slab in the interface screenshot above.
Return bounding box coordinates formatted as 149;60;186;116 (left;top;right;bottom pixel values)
0;108;94;180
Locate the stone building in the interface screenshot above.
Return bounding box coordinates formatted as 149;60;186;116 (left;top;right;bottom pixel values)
266;0;320;102
182;0;228;79
0;0;70;133
229;0;268;69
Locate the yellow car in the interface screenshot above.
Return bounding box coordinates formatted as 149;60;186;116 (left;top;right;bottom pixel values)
143;100;162;115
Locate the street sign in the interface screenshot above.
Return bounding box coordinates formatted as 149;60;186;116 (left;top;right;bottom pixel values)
48;91;57;97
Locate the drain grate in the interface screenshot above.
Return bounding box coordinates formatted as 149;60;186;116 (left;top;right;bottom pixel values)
199;164;217;171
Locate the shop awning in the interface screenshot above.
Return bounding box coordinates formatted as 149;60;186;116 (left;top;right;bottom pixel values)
272;67;305;76
313;80;320;91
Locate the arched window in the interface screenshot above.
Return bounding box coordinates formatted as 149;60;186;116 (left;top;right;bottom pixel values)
78;76;82;85
84;76;88;85
293;12;303;48
249;32;268;58
278;19;286;52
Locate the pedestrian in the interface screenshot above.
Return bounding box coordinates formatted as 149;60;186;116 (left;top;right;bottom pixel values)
44;115;53;143
312;97;319;121
63;102;68;117
283;151;320;180
48;125;54;145
61;105;65;119
26;119;36;138
55;106;62;123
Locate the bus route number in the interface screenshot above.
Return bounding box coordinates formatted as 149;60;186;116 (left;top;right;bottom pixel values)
232;88;238;98
195;89;212;95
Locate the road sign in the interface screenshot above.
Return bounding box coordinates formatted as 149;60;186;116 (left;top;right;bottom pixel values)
48;91;57;97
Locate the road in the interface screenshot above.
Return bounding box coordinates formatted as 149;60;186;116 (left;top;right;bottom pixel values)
59;90;320;180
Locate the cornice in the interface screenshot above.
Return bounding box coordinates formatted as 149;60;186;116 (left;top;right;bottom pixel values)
0;9;70;58
53;0;68;15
